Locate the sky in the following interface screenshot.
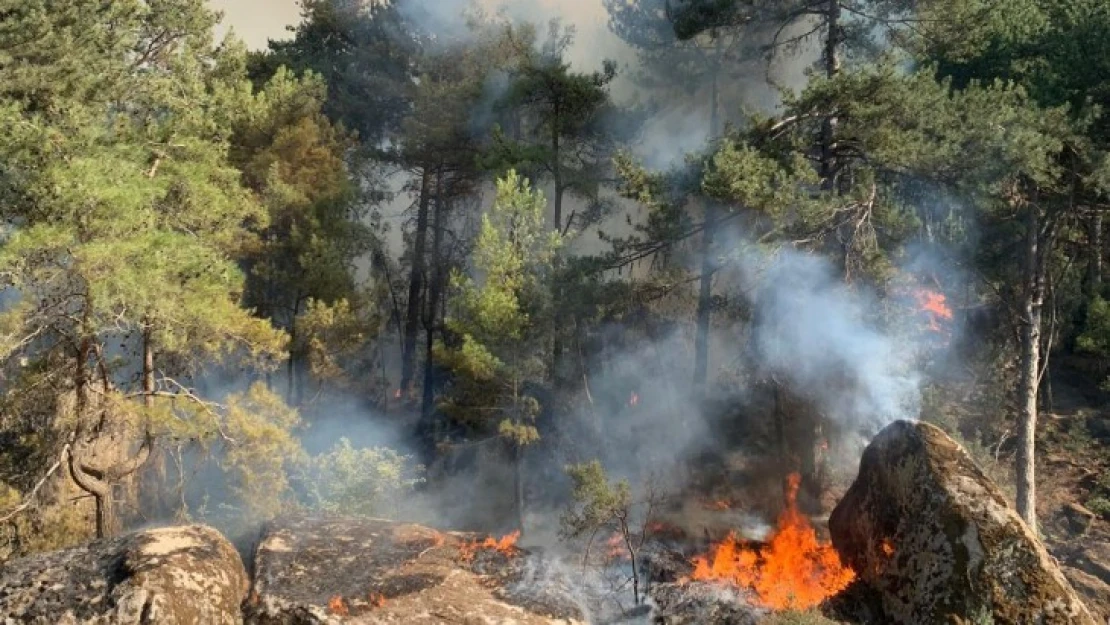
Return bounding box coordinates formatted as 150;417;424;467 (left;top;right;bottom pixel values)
207;0;302;50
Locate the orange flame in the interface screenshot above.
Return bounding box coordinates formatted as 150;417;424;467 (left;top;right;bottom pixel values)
368;592;387;608
460;530;521;561
912;288;953;333
328;595;349;616
702;499;732;511
880;538;895;557
605;533;627;560
687;473;855;611
646;521;687;540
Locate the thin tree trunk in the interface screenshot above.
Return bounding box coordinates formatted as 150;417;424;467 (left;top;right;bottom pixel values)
287;316;297;406
419;169;446;461
142;329;153;408
1087;210;1103;297
693;56;723;392
514;443;526;534
550;112;565;383
1016;205;1045;533
819;0;841;190
401;168;432;395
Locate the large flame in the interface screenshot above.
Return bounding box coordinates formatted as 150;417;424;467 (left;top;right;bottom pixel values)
687;473;855;610
459;530;521;561
912;288;953;333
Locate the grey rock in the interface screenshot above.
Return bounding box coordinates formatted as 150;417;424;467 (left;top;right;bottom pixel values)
244;516;584;624
0;524;248;625
829;420;1098;625
1061;502;1098;535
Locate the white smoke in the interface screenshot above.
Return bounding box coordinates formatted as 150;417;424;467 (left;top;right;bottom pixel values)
744;247;922;431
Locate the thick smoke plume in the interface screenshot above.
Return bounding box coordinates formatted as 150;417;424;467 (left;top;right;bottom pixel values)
745;248;922;431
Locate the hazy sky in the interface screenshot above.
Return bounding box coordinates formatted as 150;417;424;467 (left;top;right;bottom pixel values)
208;0;301;50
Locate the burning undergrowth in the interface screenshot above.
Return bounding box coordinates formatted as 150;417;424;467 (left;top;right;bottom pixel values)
683;473;855;611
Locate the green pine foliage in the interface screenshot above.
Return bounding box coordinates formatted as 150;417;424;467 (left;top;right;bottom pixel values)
437;170;562;444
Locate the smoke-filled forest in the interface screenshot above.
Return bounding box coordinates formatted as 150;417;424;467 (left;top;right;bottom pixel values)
2;0;1110;623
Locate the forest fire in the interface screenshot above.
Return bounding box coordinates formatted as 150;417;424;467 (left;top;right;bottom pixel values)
880;538;895;557
685;473;855;611
605;533;627;560
459;530;521;561
912;288;954;333
328;595;348;616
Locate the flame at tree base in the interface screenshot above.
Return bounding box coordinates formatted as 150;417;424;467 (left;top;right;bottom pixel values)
686;473;855;611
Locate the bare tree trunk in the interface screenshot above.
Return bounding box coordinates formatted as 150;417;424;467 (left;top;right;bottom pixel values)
142;329;153;408
550;112;566;384
514;443;526;534
70;438;153;539
1087;210;1103;297
1016;205;1045;533
401;168;432;395
419;169;446;462
287;316;297;406
819;0;841;190
693;55;723;393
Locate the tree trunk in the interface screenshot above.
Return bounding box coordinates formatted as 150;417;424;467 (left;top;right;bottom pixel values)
142;329;153;408
693;57;723;392
1087;210;1103;297
514;442;526;534
819;0;841;190
401;168;432;396
287;297;305;407
287;317;297;406
419;169;446;462
1016;205;1045;533
550;109;565;383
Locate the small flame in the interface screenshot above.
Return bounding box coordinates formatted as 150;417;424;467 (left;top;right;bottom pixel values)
393;388;402;399
703;499;732;511
629;391;639;407
368;592;387;608
459;530;521;561
328;595;349;616
646;521;687;540
880;538;895;557
912;288;953;333
686;473;855;611
605;533;627;560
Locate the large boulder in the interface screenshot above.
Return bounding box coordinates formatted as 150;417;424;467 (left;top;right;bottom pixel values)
829;420;1097;625
0;524;248;624
244;516;585;624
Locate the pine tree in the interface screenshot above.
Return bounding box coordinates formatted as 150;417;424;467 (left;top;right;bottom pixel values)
0;0;295;540
436;170;562;533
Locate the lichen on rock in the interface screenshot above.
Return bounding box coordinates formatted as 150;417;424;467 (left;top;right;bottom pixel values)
0;524;248;624
829;420;1098;625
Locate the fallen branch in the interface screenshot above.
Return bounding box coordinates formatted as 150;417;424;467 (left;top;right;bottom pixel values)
0;443;71;523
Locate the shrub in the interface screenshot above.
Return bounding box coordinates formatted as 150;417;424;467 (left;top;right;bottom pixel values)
299;438;423;517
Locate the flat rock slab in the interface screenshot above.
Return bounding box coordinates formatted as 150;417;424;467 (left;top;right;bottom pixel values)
0;524;247;625
647;581;762;625
830;420;1097;625
244;516;584;624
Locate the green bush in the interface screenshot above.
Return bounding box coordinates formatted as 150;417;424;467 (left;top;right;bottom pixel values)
299;438;423;517
1085;495;1110;520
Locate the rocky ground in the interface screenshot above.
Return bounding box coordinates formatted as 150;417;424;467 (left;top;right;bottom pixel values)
1;377;1108;624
